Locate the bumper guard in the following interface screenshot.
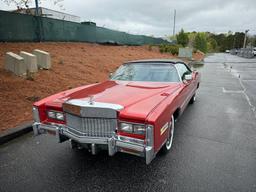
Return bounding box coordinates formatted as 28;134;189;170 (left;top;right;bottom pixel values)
33;123;155;164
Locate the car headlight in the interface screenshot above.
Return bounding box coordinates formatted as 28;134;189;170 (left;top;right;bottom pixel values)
47;111;56;119
133;124;146;135
120;123;133;133
120;122;146;135
47;110;65;121
56;112;64;121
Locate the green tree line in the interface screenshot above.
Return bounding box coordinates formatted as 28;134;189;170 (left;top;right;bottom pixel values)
174;29;256;53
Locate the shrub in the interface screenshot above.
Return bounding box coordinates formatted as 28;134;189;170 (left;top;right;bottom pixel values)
148;44;153;51
26;70;34;81
59;59;64;64
194;33;207;53
159;44;181;55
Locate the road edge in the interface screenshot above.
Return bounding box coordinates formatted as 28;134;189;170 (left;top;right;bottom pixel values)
0;121;33;145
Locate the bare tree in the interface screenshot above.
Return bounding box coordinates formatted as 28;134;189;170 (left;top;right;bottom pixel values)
2;0;29;9
1;0;64;10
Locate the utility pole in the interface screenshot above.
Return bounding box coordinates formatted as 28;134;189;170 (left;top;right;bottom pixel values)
34;0;41;42
233;34;236;49
243;29;249;48
35;0;39;16
173;9;176;36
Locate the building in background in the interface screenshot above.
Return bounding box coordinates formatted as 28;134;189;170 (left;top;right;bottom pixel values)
13;7;80;23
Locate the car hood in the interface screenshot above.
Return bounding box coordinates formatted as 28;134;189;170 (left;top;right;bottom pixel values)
50;80;181;121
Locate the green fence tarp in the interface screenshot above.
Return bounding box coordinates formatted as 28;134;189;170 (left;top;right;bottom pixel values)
0;10;169;45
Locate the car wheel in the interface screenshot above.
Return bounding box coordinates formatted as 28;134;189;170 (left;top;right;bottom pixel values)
189;93;196;104
161;115;175;154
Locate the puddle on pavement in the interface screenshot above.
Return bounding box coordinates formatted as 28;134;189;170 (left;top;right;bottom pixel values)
193;63;204;68
191;63;204;70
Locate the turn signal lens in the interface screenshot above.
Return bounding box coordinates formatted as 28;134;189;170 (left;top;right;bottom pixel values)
32;106;40;122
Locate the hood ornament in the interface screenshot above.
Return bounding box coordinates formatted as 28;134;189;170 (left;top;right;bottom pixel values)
88;95;94;105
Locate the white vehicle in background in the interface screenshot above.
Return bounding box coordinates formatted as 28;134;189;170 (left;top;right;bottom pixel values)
225;50;230;53
253;47;256;56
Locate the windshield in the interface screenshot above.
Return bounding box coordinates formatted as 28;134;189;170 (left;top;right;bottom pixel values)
111;63;180;82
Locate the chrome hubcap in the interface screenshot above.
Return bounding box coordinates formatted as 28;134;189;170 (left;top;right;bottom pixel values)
166;116;174;150
193;95;196;102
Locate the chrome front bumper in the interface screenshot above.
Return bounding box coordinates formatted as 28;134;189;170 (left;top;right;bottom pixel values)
33;123;155;164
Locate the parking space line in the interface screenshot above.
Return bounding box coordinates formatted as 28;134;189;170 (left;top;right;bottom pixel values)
221;68;256;119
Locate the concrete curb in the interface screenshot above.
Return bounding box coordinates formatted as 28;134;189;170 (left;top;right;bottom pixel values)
0;121;33;145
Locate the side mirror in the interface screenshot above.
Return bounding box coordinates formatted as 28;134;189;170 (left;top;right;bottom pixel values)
184;74;192;81
109;72;113;78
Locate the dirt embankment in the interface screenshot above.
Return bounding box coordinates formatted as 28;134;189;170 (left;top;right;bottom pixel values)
0;42;204;133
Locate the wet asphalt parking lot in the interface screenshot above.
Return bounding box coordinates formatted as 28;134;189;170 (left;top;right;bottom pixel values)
0;53;256;192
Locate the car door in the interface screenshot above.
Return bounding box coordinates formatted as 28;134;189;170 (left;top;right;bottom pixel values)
175;63;194;111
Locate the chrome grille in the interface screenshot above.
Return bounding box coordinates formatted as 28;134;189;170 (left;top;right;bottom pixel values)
66;113;116;137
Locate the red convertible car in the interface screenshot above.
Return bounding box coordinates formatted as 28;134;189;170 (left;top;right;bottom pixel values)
33;59;200;164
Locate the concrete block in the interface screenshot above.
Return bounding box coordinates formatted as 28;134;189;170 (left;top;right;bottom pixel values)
33;49;51;69
178;48;193;59
5;52;26;76
20;51;38;73
5;52;14;71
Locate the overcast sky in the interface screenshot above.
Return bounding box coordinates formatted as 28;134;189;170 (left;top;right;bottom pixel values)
1;0;256;37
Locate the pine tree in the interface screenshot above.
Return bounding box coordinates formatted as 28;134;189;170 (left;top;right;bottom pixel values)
176;29;189;47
